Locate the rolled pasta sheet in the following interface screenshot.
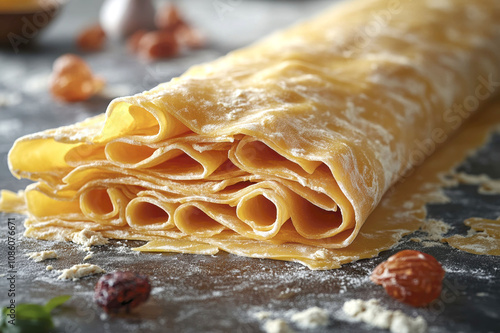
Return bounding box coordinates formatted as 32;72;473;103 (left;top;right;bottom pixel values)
236;186;290;235
6;0;500;268
97;102;191;143
125;195;177;230
105;139;229;178
80;187;130;226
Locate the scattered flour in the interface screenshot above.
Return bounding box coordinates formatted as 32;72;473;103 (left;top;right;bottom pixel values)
26;250;57;262
290;307;329;329
72;228;108;251
452;172;500;195
420;219;451;241
479;180;500;195
411;219;451;246
402;201;414;209
57;264;106;281
454;172;490;184
114;243;139;255
151;287;165;296
277;287;301;299
254;311;272;320
421;241;444;248
311;249;328;260
254;306;329;332
342;299;427;333
263;319;296;333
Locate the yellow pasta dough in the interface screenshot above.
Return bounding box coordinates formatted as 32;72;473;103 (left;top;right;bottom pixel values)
4;0;500;268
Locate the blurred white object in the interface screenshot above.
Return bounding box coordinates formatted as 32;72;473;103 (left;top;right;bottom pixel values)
99;0;156;40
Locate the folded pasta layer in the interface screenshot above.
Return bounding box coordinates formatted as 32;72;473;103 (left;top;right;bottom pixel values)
6;0;500;268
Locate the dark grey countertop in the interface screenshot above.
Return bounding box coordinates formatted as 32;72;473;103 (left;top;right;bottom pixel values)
1;1;499;332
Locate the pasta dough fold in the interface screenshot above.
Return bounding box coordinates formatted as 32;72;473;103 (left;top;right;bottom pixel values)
6;0;500;268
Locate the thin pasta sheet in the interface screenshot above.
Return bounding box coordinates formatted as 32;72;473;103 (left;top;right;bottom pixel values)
6;0;500;269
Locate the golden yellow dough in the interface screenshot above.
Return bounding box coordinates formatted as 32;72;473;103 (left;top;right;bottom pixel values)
4;0;500;268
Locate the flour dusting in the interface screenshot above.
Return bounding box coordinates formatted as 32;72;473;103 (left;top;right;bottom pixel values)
342;299;427;333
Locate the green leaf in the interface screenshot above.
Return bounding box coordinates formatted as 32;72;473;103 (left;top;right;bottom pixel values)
0;295;71;333
1;304;52;333
15;304;51;320
0;307;11;332
44;295;71;312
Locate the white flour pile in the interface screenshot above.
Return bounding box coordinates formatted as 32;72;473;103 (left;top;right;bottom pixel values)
342;299;427;333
